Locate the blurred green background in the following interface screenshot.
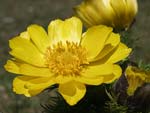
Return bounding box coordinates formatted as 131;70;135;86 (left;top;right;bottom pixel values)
0;0;149;113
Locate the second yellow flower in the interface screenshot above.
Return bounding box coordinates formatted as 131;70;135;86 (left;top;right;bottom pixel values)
74;0;138;30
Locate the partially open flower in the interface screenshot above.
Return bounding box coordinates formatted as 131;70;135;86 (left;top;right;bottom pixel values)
4;17;131;105
125;66;150;96
74;0;138;30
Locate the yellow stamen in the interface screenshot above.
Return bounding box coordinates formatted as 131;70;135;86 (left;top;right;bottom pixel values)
45;41;88;75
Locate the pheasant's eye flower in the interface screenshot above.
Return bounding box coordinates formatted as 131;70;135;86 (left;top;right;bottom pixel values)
125;66;150;96
74;0;138;30
4;17;131;105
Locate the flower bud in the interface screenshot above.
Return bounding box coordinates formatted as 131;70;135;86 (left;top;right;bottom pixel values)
74;0;138;30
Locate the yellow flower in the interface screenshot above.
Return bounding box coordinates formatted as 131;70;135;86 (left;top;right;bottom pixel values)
74;0;138;30
4;17;131;105
125;66;150;96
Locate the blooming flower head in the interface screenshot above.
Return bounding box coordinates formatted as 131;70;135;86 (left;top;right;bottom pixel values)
125;66;150;96
74;0;138;30
4;17;131;105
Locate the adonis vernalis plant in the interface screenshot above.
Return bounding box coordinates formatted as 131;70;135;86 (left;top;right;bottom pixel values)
4;17;131;106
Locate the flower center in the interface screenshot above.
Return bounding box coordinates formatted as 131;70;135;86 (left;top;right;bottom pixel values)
45;41;88;75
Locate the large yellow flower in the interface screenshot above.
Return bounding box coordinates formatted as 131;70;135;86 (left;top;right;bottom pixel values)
125;66;150;96
74;0;138;30
4;17;131;105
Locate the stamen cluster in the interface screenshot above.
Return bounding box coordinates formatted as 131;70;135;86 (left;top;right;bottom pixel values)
45;41;88;75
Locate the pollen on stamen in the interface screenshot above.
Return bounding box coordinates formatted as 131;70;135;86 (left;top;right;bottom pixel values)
45;41;89;76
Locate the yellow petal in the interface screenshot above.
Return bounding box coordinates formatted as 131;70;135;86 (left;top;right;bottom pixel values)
4;60;53;77
74;5;93;27
13;76;32;97
4;60;20;74
74;0;115;27
81;25;112;61
48;17;82;44
86;0;115;25
95;0;115;25
105;33;120;46
94;32;120;61
76;64;120;85
75;1;103;26
13;76;55;97
54;75;73;84
105;43;132;63
81;64;114;78
9;37;46;67
75;76;103;85
20;64;53;77
20;31;30;40
112;65;122;79
58;81;86;105
110;0;126;16
110;0;127;26
126;0;138;19
103;65;122;84
27;24;50;53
